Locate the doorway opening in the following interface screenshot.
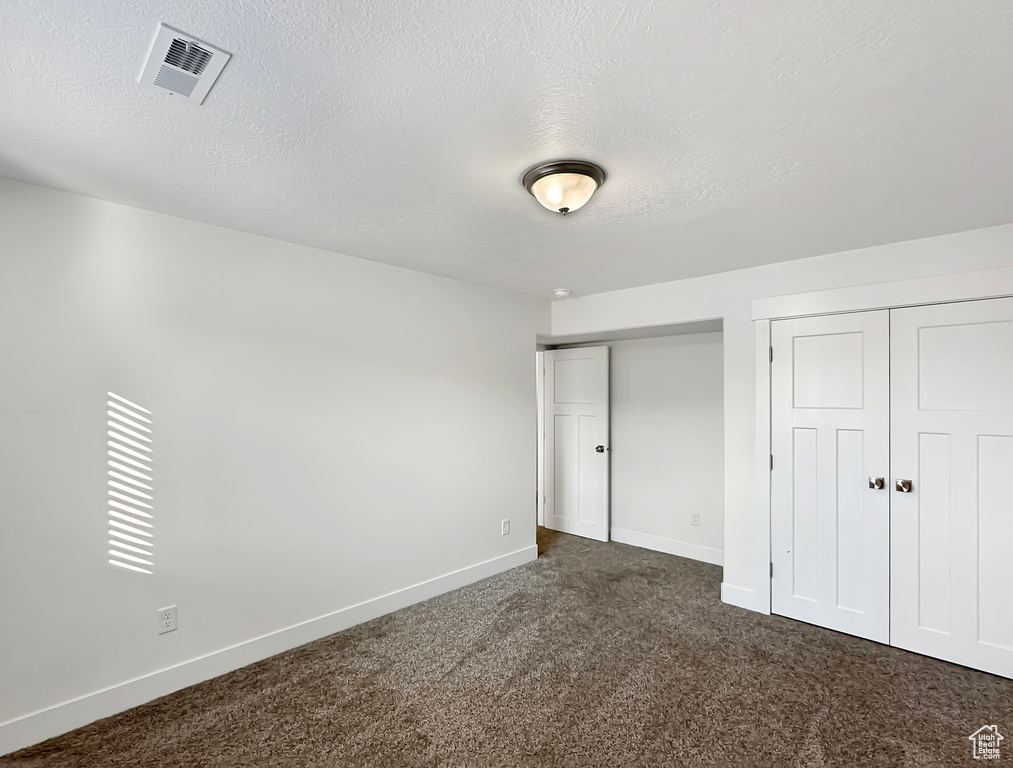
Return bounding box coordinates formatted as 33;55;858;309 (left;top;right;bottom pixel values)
536;319;725;566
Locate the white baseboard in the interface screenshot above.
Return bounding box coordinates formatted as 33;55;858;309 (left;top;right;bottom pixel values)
720;582;769;614
610;527;723;566
0;545;538;757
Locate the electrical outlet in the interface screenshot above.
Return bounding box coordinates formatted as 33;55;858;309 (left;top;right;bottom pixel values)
157;605;177;635
501;519;510;536
690;512;701;527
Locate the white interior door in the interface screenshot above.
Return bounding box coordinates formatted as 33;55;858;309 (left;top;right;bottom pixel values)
771;312;891;643
890;298;1013;678
536;350;545;527
543;346;609;542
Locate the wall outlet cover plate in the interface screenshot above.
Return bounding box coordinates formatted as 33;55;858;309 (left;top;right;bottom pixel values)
157;605;177;635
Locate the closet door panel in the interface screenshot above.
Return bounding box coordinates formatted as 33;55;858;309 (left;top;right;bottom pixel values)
891;298;1013;678
771;311;890;643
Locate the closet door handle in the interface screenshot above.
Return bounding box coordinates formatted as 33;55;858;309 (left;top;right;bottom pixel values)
895;479;912;493
869;476;885;490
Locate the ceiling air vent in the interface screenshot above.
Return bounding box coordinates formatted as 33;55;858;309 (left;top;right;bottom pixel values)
138;23;230;105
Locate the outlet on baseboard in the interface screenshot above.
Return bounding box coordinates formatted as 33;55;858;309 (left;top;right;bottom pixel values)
690;512;701;527
157;605;177;635
501;519;510;536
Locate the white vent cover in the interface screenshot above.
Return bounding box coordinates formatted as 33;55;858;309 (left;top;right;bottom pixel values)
138;23;230;105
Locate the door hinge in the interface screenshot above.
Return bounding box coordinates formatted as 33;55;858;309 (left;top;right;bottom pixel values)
770;562;773;578
769;347;773;363
770;454;773;471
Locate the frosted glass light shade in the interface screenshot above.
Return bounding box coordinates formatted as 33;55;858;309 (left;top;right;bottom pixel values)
530;173;598;213
522;161;606;215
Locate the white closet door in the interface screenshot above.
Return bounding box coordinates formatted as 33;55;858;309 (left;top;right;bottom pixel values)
771;312;891;643
891;298;1013;678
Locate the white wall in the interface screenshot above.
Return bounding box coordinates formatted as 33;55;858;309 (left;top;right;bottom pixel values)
551;224;1013;613
0;178;548;753
608;333;723;565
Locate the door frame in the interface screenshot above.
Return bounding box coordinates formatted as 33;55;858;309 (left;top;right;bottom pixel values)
752;265;1013;613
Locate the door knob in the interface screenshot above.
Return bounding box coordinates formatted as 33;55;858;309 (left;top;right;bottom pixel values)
595;445;605;453
868;476;885;490
895;479;912;493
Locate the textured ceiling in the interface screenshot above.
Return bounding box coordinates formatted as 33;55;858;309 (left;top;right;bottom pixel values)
2;1;1013;298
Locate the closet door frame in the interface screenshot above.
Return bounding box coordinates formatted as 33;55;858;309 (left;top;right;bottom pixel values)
751;265;1013;617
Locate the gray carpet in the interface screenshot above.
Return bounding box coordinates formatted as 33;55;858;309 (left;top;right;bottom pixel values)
3;528;1010;767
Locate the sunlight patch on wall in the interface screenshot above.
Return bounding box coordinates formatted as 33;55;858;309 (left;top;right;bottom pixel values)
106;392;155;574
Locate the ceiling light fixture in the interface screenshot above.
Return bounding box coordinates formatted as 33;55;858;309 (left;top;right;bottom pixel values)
553;288;570;299
522;161;606;215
